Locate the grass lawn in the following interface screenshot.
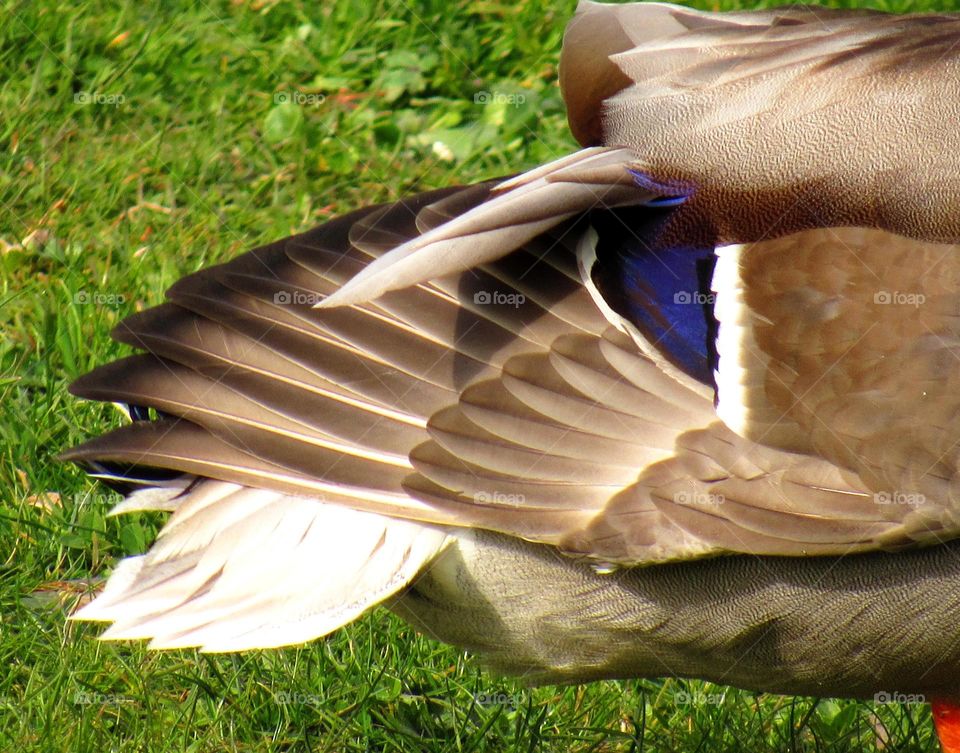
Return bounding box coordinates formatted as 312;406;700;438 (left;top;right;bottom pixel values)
0;0;949;750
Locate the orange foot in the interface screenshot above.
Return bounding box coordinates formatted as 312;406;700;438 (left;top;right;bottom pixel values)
932;700;960;753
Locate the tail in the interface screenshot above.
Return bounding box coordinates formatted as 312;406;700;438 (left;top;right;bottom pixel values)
72;479;449;651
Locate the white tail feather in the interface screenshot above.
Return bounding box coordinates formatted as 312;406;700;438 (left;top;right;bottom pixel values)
73;480;450;651
106;483;189;516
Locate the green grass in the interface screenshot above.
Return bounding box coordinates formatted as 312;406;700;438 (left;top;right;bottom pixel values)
0;0;950;750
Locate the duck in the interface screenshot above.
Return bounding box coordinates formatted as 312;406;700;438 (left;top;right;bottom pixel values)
63;2;960;750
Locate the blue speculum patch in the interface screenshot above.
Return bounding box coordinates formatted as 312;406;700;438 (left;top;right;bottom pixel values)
628;168;695;207
590;187;718;387
617;242;717;385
